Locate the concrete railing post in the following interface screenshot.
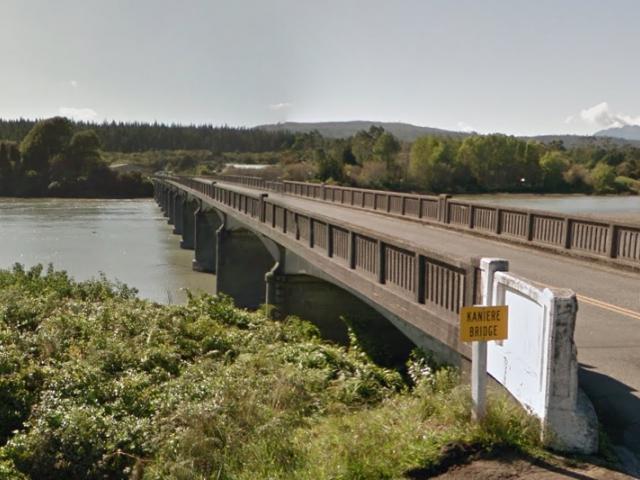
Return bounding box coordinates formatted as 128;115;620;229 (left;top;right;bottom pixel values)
563;218;573;249
495;208;502;235
348;231;356;269
438;194;451;223
526;212;534;241
606;224;618;258
259;193;268;223
377;241;385;284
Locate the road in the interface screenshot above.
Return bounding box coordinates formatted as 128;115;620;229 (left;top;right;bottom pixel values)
217;181;640;459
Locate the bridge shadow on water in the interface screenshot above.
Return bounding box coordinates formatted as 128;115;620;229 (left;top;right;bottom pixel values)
579;363;640;473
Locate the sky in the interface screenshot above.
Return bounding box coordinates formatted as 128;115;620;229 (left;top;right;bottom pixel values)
0;0;639;136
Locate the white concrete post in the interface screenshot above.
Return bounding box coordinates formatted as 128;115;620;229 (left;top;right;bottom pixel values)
471;341;488;421
473;258;509;420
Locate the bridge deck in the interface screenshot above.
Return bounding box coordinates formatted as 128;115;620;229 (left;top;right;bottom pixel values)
213;180;640;454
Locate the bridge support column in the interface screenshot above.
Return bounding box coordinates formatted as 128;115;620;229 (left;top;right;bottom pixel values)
167;190;177;225
160;185;169;214
272;274;413;366
215;226;276;309
180;200;197;249
193;207;222;273
173;195;185;235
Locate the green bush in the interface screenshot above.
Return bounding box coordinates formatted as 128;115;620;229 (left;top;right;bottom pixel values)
614;175;640;194
0;265;542;479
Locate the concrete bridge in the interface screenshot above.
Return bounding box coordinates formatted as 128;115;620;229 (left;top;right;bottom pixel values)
152;175;640;465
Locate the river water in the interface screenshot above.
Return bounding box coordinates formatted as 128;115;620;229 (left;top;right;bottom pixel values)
0;198;215;304
456;194;640;223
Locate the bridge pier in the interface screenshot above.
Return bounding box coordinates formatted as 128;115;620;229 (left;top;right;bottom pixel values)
180;199;197;249
193;207;222;273
160;185;170;214
173;195;185;235
167;190;176;225
215;224;276;309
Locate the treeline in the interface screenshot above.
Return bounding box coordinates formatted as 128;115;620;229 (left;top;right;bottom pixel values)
5;116;640;195
278;127;640;194
0;117;152;197
0;118;293;153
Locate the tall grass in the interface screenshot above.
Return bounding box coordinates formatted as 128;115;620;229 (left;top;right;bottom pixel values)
0;265;541;480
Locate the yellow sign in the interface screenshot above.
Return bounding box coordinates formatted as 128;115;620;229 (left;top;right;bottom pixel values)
460;305;509;342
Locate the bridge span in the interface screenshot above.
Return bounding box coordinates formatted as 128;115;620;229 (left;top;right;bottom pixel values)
152;175;640;462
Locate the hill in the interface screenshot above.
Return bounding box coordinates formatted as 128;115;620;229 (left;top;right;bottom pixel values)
595;125;640;142
256;120;470;142
522;134;640;148
257;120;640;147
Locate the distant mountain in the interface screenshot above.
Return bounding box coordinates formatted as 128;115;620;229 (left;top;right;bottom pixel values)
522;134;640;148
595;125;640;142
256;121;470;142
256;120;640;147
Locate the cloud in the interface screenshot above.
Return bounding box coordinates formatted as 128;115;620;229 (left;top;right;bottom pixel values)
70;80;78;88
59;107;98;122
456;121;475;133
268;102;292;111
566;102;640;129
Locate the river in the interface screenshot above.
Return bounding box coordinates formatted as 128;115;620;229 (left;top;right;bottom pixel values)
0;198;216;304
456;194;640;223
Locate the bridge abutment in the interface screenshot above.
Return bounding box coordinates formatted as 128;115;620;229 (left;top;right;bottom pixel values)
193;207;221;273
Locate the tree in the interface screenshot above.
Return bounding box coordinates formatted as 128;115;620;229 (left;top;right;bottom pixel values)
314;148;344;181
409;136;457;192
372;132;401;170
589;162;616;193
50;130;102;184
351;126;385;165
0;141;18;194
19;117;73;174
539;151;569;191
457;134;542;192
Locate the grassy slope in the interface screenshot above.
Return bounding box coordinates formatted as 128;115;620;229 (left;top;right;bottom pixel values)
0;265;541;480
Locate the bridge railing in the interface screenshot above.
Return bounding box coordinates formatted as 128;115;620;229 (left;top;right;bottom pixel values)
210;175;640;268
153;175;597;453
159;175;480;336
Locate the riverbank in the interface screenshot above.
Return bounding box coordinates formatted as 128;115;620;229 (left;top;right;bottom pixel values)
1;265;631;479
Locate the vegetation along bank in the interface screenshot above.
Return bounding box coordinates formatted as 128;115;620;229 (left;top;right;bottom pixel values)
0;264;551;479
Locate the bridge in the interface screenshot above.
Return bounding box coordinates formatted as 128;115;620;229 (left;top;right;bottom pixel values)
152;174;640;464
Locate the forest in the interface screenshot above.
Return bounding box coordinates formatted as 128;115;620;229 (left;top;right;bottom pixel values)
268;126;640;195
0;118;293;153
0;118;152;197
2;117;640;197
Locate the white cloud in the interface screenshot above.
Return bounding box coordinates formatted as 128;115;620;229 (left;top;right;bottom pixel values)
566;102;640;129
456;121;475;133
268;102;292;111
70;80;78;88
59;107;98;122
